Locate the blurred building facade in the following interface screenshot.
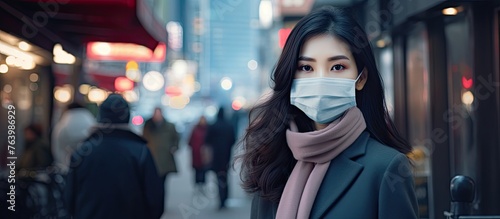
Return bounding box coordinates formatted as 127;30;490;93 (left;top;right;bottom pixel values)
185;0;263;108
0;0;167;163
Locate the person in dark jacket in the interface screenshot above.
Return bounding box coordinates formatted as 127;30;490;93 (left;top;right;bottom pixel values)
64;94;164;219
205;108;236;209
142;107;179;209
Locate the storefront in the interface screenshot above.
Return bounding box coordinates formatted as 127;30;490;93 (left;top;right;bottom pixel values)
0;31;54;160
0;0;167;168
380;0;500;218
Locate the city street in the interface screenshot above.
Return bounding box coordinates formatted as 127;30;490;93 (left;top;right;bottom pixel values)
1;0;500;218
161;145;252;219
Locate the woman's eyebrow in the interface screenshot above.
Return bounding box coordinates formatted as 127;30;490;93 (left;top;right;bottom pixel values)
328;55;350;61
298;55;350;62
298;56;315;61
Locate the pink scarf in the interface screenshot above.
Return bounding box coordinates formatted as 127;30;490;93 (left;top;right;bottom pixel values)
276;107;366;219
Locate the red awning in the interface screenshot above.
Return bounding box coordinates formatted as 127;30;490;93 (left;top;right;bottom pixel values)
88;73;119;92
0;0;166;55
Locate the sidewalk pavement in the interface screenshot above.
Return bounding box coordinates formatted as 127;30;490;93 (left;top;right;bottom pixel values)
160;145;252;219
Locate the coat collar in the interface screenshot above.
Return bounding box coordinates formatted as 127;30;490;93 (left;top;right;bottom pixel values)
88;127;147;144
309;131;370;219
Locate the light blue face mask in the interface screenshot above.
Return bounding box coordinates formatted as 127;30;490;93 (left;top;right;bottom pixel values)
290;73;363;124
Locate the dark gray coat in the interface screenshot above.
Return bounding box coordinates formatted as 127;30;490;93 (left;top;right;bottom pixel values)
251;132;418;219
204;116;236;172
64;128;164;219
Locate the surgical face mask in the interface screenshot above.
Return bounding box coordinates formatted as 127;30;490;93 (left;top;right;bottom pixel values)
290;73;363;124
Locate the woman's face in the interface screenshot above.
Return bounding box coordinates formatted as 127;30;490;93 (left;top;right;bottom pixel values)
295;34;359;80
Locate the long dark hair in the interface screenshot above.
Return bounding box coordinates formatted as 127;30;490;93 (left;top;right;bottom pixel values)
239;7;411;202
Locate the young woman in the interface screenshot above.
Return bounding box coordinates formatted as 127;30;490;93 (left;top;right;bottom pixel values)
240;7;418;219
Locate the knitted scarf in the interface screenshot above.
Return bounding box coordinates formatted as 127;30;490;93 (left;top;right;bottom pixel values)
276;107;366;219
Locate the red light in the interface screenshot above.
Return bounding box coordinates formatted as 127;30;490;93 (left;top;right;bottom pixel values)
462;76;473;89
132;115;144;126
115;77;134;91
232;100;243;111
278;28;292;49
87;42;166;62
165;86;182;97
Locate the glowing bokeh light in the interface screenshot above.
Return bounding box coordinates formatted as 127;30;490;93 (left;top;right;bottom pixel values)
169;95;190;109
91;42;112;56
248;60;258;70
165;86;182;97
115;77;134;92
232;100;243;111
3;84;12;93
54;86;72;103
259;0;273;29
126;69;142;82
88;87;108;103
462;91;474;105
29;73;39;82
18;41;31;51
126;60;139;70
132;115;144;126
5;56;15;66
143;71;164;91
220;77;233;90
442;7;458;16
79;84;91;95
0;64;8;73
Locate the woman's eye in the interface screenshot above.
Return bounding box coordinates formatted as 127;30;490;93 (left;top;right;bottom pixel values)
299;65;313;71
331;65;345;71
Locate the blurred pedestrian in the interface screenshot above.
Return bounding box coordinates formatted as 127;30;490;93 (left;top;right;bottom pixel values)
240;7;418;219
142;107;179;209
51;102;96;173
19;124;53;170
205;108;236;210
188;116;209;194
64;94;163;219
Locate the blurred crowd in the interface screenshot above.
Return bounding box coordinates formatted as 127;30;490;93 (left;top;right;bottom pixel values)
0;94;237;219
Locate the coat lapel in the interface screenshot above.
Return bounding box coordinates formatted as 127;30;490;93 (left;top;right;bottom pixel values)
309;132;370;219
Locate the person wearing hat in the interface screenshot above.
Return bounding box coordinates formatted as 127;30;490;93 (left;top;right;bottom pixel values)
64;94;164;219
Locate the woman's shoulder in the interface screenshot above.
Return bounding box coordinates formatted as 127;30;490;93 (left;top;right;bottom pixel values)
361;136;411;170
366;137;403;156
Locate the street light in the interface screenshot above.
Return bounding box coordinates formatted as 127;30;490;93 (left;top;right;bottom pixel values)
259;0;273;29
